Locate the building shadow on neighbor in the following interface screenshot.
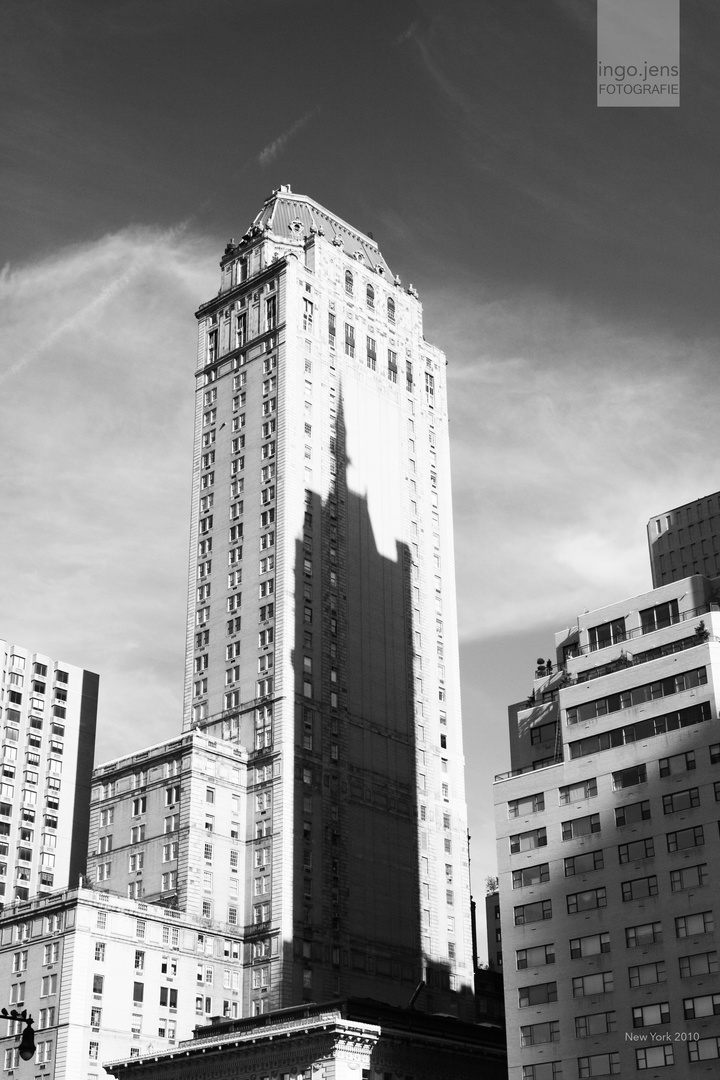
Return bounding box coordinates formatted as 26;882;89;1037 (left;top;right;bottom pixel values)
278;389;467;1020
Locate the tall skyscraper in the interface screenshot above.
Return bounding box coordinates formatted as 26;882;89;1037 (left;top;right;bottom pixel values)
495;574;720;1078
0;640;98;905
181;187;473;1016
648;489;720;587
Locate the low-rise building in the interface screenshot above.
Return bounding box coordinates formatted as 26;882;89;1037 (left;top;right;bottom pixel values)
0;886;248;1079
86;729;249;923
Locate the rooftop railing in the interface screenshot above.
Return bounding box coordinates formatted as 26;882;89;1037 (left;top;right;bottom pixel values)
495;759;564;783
565;603;716;659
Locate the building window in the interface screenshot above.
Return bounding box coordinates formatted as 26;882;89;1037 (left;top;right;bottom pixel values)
575;1011;616;1037
509;828;547;853
570;932;610;959
615;800;651;826
512;863;550;889
588;618;625;651
530;720;556;745
612;764;647;790
572;971;614;997
688;1036;720;1062
514;900;552;925
618;837;654;863
522;1065;562;1080
516;943;555;968
679;950;719;977
636;1045;673;1070
564;850;603;876
625;922;662;948
632;1002;670;1027
666;825;704;852
663;786;700;812
640;598;679;633
577;1052;619;1077
518;982;557;1007
683;993;720;1020
629;961;666;987
559;778;597;804
508;792;545;817
676;911;714;938
659;749;696;776
671;863;708;891
344;270;353;294
621;875;658;901
562;814;600;841
567;887;606;914
43;943;60;965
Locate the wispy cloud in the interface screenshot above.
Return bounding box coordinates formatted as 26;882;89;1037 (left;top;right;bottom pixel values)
0;218;195;385
258;109;319;167
0;227;216;764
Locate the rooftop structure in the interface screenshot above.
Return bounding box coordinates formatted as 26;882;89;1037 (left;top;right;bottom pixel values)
648;489;720;587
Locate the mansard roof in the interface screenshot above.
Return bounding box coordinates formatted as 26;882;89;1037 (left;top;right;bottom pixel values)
250;184;394;277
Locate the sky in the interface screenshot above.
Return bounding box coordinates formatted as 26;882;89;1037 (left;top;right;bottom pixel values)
2;0;720;961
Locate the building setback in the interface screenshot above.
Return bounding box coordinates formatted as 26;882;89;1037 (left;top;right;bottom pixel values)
0;640;98;905
182;186;473;1018
495;574;720;1078
648;489;720;587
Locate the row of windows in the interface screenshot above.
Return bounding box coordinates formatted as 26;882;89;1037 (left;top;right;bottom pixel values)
515;912;713;955
569;700;712;758
522;1040;720;1078
579;599;681;655
510;744;720;819
512;860;714;918
519;953;719;1008
513;818;719;881
520;1043;716;1080
566;666;707;724
342;271;396;319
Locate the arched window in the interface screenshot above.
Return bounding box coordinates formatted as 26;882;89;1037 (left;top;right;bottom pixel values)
366;284;375;308
387;296;395;322
345;270;354;295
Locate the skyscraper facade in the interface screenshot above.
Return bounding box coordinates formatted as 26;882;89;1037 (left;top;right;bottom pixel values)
181;187;473;1016
495;574;720;1078
0;640;98;905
